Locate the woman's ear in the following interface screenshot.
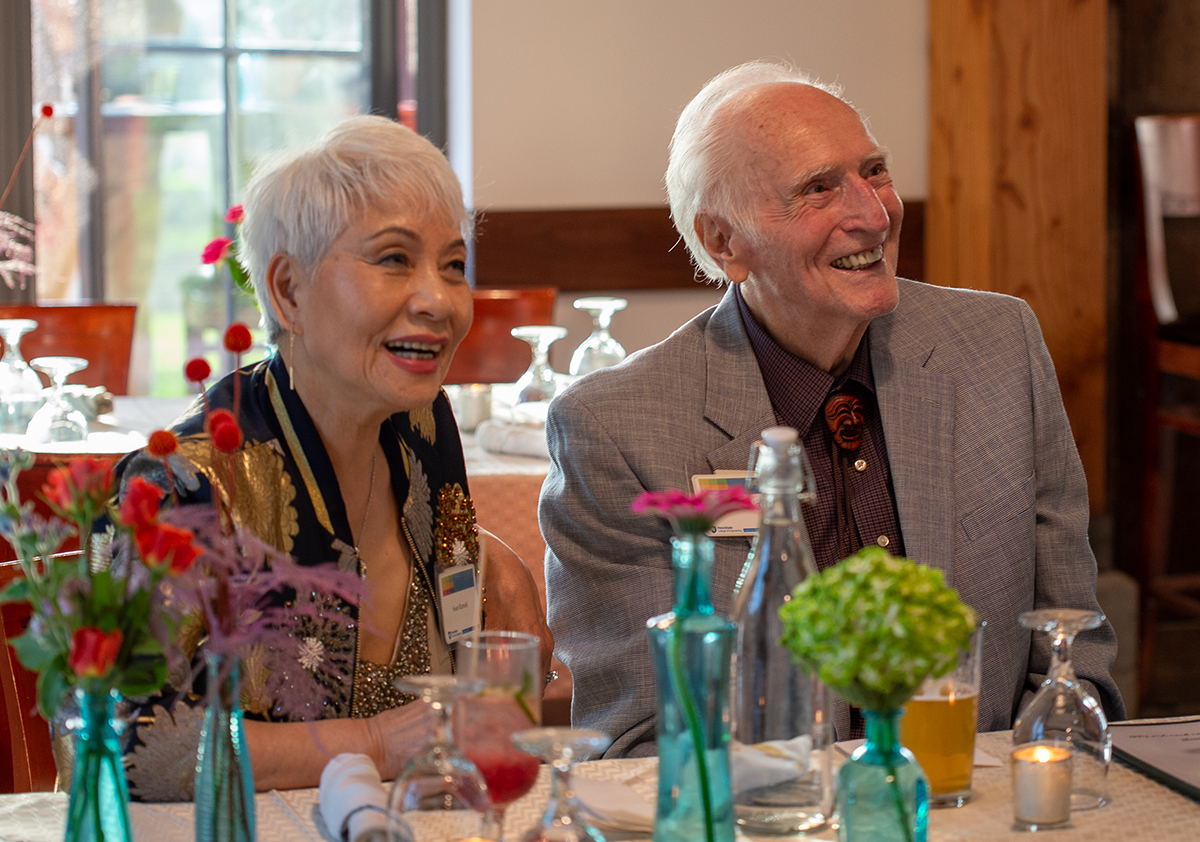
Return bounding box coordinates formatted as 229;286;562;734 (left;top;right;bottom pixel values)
695;212;751;284
265;253;303;335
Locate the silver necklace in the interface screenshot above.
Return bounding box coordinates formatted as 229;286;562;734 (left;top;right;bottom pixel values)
354;446;379;569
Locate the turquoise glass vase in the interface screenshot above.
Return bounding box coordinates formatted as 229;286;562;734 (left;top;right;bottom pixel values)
837;709;928;842
195;653;256;842
64;688;133;842
647;533;736;842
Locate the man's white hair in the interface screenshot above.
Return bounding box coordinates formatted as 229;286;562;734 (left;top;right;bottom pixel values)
241;115;470;342
665;60;851;283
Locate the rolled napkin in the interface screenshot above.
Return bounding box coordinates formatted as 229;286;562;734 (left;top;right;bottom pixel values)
474;419;551;459
730;735;813;795
319;753;393;842
572;775;655;832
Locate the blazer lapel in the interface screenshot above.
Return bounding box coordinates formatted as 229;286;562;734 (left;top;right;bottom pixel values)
870;300;957;584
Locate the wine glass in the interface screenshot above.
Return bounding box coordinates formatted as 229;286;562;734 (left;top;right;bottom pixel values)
455;631;543;840
511;325;567;403
569;297;627;376
512;727;612;842
26;356;88;444
1012;608;1111;810
388;675;493;841
0;319;45;434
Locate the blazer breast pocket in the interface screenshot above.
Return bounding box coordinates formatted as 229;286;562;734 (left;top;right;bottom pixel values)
960;471;1036;543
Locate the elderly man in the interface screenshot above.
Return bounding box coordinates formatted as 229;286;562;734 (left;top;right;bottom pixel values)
539;60;1124;757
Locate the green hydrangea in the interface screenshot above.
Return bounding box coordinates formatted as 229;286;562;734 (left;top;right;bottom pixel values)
778;547;977;711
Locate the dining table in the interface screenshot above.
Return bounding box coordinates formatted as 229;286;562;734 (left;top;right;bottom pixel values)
1;730;1198;842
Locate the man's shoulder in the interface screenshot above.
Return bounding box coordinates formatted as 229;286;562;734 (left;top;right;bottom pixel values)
884;279;1032;345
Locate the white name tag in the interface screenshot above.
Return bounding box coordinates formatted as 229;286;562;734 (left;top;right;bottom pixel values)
691;472;759;537
437;562;480;645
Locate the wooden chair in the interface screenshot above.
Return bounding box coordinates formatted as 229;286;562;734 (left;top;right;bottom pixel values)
1;559;57;793
1132;115;1200;706
0;303;137;394
443;288;557;385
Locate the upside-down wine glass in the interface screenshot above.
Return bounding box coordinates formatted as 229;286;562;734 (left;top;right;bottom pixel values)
512;727;612;842
568;297;627;376
511;325;567;404
0;319;44;433
26;356;88;443
388;675;493;841
1012;608;1111;810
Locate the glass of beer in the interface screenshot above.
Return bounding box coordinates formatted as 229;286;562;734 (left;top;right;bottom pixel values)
901;622;985;808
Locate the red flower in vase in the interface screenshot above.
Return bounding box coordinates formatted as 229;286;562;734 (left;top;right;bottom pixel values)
68;627;123;679
224;204;244;224
147;429;178;458
136;521;201;575
207;408;243;453
185;357;212;384
119;476;163;531
202;237;233;265
43;456;115;516
223;323;252;354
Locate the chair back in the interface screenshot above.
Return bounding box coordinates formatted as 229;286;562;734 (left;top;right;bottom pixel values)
0;303;137;394
1134;115;1200;326
443;288;557;385
1;560;57;793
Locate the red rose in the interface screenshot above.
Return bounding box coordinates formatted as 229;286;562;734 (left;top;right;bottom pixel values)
185;358;212;383
119;476;163;531
147;429;178;458
68;627;123;679
44;456;114;515
201;237;233;265
42;470;73;510
223;323;252;354
224;205;244;224
136;522;200;575
40;103;53;118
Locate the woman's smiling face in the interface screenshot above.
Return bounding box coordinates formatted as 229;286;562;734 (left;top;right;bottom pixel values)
291;198;473;417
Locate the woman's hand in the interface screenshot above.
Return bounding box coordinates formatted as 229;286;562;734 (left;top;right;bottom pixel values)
367;700;433;781
478;528;555;682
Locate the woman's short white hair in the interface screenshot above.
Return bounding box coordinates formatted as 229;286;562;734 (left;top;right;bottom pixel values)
241;115;470;342
665;60;849;283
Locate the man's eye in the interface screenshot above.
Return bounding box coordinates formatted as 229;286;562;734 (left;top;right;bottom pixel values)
447;259;467;275
806;183;828;195
868;163;888;177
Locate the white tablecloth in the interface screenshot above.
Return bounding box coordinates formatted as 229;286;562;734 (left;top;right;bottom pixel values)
4;734;1200;842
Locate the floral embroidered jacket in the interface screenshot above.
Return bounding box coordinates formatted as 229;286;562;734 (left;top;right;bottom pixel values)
111;351;477;801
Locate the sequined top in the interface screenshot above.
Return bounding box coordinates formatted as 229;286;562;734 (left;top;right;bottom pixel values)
113;352;477;801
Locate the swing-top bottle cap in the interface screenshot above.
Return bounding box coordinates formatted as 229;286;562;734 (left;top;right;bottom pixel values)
761;426;799;447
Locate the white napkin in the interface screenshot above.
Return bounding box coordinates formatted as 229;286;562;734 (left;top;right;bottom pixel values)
319;753;392;842
730;736;813;795
474;419;550;459
833;739;1003;767
572;776;655;832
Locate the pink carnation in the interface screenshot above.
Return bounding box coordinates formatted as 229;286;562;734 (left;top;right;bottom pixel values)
224;205;244;224
632;486;757;535
202;237;233;265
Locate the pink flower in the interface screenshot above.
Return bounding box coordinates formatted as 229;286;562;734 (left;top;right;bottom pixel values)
202;237;233;265
632;486;757;536
224;205;244;224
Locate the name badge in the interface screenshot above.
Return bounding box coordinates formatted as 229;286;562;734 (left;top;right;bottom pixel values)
438;562;480;645
691;472;759;537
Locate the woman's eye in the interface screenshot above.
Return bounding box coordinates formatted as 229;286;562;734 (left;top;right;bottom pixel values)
447;259;467;275
381;252;409;267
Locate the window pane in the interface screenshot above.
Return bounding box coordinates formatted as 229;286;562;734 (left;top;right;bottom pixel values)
235;53;366;189
101;51;224;113
235;0;363;51
99;0;223;47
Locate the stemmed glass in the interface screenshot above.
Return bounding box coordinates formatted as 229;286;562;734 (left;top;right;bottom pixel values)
455;631;543;841
511;325;567;404
388;675;493;841
512;727;612;842
26;356;88;443
0;319;44;433
569;297;627;376
1012;609;1111;810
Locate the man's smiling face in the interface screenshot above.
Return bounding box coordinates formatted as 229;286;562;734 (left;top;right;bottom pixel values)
720;83;903;355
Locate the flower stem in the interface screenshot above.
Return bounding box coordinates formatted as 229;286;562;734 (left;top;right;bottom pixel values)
668;618;715;842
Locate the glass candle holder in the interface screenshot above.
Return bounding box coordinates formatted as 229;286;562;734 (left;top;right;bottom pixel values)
1011;742;1072;832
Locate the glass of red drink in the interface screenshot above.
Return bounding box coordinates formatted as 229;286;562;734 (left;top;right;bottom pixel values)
455;631;543;840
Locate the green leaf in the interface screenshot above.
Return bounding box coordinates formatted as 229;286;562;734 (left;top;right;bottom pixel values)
0;577;31;604
118;657;166;697
36;664;70;721
228;258;256;300
9;628;60;671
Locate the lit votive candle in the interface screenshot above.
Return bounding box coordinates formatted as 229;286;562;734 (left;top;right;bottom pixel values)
1011;742;1072;831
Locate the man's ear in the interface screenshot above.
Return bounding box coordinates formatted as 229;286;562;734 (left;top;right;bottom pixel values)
695;212;751;284
265;253;303;335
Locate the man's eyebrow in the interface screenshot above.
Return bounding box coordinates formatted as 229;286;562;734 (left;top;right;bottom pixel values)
865;145;892;167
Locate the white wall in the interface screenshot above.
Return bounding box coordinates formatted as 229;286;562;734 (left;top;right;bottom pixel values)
472;0;929;361
473;0;929;210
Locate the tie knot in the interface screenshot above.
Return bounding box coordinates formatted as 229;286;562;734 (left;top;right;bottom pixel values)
824;391;865;451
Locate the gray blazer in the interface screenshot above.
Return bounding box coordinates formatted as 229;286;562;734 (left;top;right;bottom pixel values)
540;279;1124;757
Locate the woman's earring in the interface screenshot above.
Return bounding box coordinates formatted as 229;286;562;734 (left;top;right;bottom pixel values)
288;331;296;390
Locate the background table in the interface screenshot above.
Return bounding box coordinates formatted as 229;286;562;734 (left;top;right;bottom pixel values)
3;733;1200;842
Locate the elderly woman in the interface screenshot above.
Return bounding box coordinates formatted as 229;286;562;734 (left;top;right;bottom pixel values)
116;115;552;799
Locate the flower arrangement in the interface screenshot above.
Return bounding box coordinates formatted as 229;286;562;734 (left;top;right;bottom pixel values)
778;546;977;711
201;204;254;298
1;102;54;290
632;487;757;536
0;450;196;719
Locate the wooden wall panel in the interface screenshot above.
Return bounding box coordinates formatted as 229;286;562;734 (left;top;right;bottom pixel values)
928;0;1108;512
